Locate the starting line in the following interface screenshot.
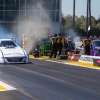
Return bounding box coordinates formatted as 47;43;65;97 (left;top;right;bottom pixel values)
0;81;16;92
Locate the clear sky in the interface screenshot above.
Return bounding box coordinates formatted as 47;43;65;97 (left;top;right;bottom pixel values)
62;0;100;19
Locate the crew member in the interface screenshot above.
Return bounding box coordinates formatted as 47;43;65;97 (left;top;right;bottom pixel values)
81;38;92;55
62;36;65;48
57;33;63;55
49;34;57;58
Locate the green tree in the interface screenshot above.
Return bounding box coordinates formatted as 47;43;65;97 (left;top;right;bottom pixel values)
76;15;86;31
62;14;73;32
62;14;100;37
90;16;96;28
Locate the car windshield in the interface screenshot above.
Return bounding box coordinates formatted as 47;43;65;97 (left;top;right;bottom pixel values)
0;41;17;47
94;41;100;46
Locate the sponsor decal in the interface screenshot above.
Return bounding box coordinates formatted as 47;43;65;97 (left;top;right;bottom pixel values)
78;55;100;63
97;60;100;63
4;53;23;55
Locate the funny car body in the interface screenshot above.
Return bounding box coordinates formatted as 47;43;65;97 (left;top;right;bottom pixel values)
0;39;29;64
91;40;100;56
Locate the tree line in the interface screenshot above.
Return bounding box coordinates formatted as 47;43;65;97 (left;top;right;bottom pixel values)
62;14;100;37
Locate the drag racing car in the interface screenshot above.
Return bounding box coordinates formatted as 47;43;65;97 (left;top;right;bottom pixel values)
91;40;100;56
0;39;29;64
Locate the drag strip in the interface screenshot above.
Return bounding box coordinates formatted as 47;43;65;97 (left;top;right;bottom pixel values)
0;58;100;100
32;56;100;70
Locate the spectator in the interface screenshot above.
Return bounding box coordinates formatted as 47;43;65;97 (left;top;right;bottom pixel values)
98;36;100;40
65;36;74;51
93;36;97;40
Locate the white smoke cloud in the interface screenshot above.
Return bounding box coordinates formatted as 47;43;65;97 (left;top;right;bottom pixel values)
65;29;81;42
16;1;51;54
0;1;53;54
0;25;17;39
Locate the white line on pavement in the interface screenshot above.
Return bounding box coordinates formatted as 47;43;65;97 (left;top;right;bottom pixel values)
0;81;16;91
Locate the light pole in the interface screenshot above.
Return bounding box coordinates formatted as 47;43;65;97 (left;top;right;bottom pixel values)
86;0;92;37
86;0;89;37
73;0;75;30
89;0;92;30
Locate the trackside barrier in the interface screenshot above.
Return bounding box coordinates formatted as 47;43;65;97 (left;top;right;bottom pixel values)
57;55;68;60
69;54;100;66
93;59;100;66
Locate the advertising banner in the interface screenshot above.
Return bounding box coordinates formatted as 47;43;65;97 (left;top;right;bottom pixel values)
78;55;100;63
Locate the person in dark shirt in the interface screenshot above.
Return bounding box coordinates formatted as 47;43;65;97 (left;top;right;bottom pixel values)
81;38;92;55
49;34;57;58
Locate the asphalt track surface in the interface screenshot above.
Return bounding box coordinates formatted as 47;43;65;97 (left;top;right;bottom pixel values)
0;58;100;100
